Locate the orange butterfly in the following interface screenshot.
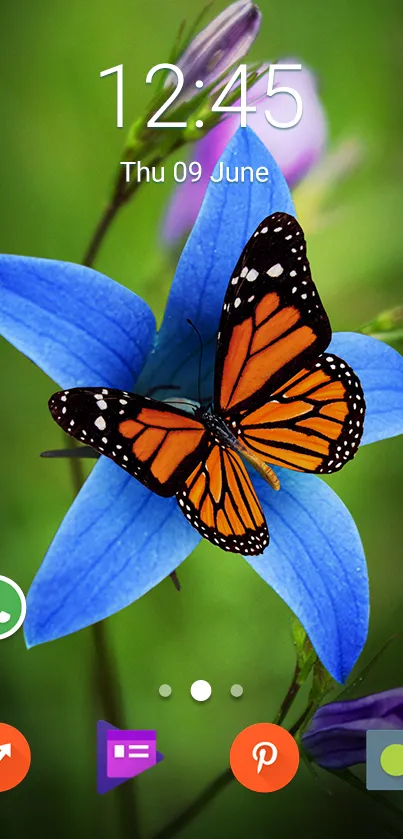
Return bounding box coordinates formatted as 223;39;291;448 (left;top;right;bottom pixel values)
49;213;365;556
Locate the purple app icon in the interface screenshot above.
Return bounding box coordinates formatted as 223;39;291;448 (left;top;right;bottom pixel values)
107;729;157;778
97;720;164;794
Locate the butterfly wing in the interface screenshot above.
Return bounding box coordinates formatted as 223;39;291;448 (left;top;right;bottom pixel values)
49;388;208;496
177;443;269;555
49;387;268;555
215;212;331;416
236;354;365;474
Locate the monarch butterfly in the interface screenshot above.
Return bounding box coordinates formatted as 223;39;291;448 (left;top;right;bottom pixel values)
49;212;365;556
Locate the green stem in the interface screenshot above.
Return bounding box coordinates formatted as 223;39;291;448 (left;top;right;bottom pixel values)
82;167;133;268
92;620;141;839
82;149;167;270
273;662;302;726
152;668;306;839
83;197;124;268
65;440;141;839
152;770;233;839
82;135;182;268
289;703;314;737
91;620;127;728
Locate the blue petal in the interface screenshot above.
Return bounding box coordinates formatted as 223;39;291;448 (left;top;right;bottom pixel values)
25;459;200;646
244;470;369;683
138;126;295;400
330;332;403;445
0;256;156;389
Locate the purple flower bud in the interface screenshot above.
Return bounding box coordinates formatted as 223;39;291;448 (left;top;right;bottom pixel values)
171;1;261;100
163;60;327;244
302;689;403;770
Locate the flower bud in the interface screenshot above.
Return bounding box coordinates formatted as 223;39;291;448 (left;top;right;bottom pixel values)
169;1;261;100
302;689;403;769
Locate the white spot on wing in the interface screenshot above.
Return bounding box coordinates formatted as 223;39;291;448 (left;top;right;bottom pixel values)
267;263;283;277
95;416;106;431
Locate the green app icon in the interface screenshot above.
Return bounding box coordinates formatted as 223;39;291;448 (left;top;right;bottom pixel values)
0;576;26;639
380;744;403;776
367;730;403;790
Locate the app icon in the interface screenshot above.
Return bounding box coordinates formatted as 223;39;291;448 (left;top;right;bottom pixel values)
230;722;299;792
0;576;26;640
97;720;164;794
0;723;31;792
366;730;403;790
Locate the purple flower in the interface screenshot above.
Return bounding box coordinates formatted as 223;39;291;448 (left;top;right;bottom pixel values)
0;128;402;682
163;61;327;243
169;1;261;102
302;689;403;769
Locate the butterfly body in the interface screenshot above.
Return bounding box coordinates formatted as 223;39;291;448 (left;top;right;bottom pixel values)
200;409;235;444
49;213;365;556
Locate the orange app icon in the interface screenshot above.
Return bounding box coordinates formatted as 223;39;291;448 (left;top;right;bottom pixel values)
230;722;299;792
0;723;31;792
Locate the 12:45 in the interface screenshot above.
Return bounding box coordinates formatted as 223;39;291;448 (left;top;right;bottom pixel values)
100;62;303;131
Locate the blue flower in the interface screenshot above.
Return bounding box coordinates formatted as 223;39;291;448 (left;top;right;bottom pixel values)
302;689;403;769
1;128;403;682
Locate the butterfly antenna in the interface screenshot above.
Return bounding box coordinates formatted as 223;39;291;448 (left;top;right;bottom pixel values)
187;318;204;406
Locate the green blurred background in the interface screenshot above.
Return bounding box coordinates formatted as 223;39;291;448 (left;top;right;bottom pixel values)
0;0;403;836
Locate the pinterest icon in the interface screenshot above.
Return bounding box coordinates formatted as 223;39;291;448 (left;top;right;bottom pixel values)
230;723;300;792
